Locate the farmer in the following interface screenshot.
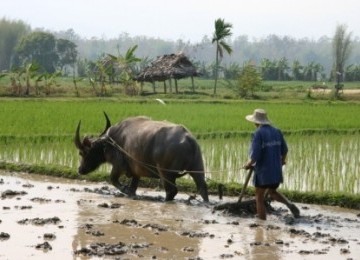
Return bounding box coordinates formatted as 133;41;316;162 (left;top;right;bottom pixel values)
244;108;300;220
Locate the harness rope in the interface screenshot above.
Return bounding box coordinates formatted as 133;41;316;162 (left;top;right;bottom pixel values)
105;135;244;201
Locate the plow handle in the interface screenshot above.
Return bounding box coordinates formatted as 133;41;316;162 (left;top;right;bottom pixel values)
237;168;254;203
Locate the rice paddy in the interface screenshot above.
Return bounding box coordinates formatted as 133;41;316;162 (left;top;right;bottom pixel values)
201;134;360;194
0;99;359;196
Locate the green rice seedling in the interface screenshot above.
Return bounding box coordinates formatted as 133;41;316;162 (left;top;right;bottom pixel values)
283;134;359;194
199;133;359;194
199;137;249;183
0;133;358;194
1;100;360;136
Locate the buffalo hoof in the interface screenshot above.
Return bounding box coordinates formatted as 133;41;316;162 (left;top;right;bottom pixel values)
119;186;136;197
165;192;177;201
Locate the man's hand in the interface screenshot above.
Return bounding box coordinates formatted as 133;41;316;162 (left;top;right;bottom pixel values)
244;161;254;170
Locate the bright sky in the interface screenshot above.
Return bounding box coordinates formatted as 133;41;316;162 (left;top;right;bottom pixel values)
1;0;359;42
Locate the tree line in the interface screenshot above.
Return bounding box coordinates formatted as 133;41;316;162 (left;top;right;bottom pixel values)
0;17;358;97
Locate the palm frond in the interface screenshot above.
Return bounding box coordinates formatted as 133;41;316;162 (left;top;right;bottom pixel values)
213;18;233;41
220;41;233;55
217;45;224;59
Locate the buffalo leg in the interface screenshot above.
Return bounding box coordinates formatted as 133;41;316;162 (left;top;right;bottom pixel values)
126;177;139;197
162;174;178;201
110;169;127;194
189;172;209;202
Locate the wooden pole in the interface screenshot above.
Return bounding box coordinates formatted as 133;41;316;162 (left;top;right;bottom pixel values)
175;79;178;94
237;168;253;203
169;78;172;93
191;76;195;93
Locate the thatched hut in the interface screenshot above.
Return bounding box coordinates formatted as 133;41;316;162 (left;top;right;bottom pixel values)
134;53;199;93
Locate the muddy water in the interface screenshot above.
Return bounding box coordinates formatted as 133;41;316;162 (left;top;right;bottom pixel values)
1;171;359;260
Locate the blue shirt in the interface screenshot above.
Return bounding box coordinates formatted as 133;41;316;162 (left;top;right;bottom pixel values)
249;125;288;186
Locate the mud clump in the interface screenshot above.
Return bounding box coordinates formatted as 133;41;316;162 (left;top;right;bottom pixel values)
35;241;52;251
22;183;34;188
114;218;142;228
179;231;213;238
0;232;10;240
220;253;236;258
114;218;169;233
80;223;105;237
17;216;61;225
14;205;32;210
84;186;125;197
298;249;328;255
1;190;27;198
30;197;51;203
97;202;122;208
44;233;56;240
143;223;169;232
87;230;105;237
213;199;273;217
340;248;351;254
74;242;151;257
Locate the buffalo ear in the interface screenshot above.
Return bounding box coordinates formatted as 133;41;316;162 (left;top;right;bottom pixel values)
83;137;92;148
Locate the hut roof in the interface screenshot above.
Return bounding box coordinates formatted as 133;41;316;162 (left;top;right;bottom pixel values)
135;53;199;82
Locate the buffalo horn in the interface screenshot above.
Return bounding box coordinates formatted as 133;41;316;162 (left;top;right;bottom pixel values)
100;111;111;136
74;120;84;150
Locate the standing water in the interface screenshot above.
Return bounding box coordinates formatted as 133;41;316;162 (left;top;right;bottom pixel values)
1;171;359;259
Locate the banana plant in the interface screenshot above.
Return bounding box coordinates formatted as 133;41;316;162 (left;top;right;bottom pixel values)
24;62;40;95
107;45;141;85
41;71;61;95
72;77;84;97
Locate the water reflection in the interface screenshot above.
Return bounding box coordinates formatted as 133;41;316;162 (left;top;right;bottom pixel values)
249;226;281;260
72;191;205;259
1;172;360;259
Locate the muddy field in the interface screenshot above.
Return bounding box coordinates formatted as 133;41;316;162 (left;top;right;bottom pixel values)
1;171;359;260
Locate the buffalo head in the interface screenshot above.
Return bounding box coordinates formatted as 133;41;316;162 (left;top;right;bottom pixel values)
74;112;111;175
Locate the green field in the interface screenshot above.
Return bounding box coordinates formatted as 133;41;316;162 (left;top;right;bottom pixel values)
1;76;360;101
0;98;359;208
1;99;359;136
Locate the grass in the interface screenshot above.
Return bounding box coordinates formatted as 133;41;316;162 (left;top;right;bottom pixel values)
1;99;360;136
1;76;360;100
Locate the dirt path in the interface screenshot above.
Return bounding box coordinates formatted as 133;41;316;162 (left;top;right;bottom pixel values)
311;88;360;94
1;171;359;259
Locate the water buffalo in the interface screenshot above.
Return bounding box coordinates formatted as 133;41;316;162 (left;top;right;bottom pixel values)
74;113;209;202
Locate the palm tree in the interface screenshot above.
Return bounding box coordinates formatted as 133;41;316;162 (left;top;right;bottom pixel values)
260;58;276;80
277;57;289;81
291;59;303;81
313;63;324;81
212;18;233;95
303;62;315;81
332;24;352;96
